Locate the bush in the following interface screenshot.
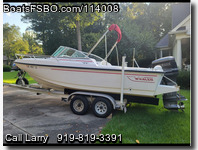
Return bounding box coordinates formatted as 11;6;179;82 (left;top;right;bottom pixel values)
176;70;190;89
3;65;11;72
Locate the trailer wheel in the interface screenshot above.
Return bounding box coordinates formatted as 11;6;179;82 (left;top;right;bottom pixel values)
16;78;29;85
70;95;89;115
92;97;113;118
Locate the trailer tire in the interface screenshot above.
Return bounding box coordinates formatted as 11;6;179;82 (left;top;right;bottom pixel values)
16;78;29;85
70;95;89;115
92;97;113;118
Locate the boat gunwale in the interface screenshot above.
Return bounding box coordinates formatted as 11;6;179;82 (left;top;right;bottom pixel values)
15;62;164;74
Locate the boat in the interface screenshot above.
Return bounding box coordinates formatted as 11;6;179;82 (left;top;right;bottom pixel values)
14;24;186;112
15;46;177;96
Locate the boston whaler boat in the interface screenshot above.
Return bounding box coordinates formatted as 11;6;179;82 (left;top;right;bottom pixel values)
14;24;187;118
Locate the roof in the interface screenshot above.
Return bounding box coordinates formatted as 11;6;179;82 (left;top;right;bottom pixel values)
172;3;190;29
170;15;190;33
3;55;14;60
155;34;169;48
156;3;190;48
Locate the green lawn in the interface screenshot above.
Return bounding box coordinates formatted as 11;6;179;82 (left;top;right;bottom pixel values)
101;90;190;144
3;71;37;84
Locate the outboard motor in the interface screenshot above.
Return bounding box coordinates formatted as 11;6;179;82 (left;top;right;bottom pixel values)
151;56;187;110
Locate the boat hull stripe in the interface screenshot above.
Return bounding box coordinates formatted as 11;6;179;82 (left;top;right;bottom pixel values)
51;68;158;77
15;62;163;74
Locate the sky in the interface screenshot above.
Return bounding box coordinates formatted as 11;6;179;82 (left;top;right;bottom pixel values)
3;3;31;34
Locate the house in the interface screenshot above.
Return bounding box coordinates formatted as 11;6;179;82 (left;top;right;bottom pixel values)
156;3;190;70
3;55;14;65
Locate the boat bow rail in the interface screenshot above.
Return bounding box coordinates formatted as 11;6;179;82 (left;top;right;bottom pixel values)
15;54;50;59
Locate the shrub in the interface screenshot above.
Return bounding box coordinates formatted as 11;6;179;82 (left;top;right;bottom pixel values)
176;70;190;89
3;65;11;72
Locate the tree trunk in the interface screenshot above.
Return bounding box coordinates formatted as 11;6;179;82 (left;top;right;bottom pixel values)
76;20;82;51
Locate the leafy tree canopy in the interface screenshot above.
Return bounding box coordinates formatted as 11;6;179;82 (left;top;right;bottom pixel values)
3;23;29;65
3;23;44;65
19;3;172;66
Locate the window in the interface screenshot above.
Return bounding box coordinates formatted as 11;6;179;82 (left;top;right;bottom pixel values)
52;46;88;58
51;46;65;57
83;52;104;62
51;46;105;62
88;54;103;62
71;51;87;58
59;49;75;57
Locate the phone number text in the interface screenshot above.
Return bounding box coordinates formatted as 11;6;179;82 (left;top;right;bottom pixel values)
57;134;122;143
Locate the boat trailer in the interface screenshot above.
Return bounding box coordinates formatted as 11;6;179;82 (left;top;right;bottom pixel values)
3;82;127;118
4;56;186;118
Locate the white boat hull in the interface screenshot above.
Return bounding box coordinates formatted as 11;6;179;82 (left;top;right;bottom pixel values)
15;60;179;97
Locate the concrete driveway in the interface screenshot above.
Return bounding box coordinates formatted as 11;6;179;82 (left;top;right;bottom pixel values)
3;86;111;145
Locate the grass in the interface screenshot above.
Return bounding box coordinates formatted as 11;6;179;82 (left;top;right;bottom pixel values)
101;90;190;144
3;71;37;84
3;71;190;144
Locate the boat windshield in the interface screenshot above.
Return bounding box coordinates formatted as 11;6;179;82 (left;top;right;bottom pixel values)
83;52;104;62
51;46;88;58
51;46;105;62
51;46;65;57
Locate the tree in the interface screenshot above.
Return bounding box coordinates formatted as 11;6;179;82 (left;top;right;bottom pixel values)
22;2;103;53
22;9;76;54
10;38;29;54
23;31;43;54
126;3;172;40
21;2;172;67
31;43;43;54
103;3;172;66
58;3;103;51
23;31;36;53
3;23;29;65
